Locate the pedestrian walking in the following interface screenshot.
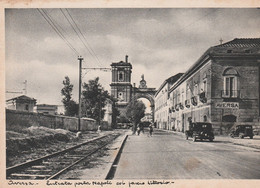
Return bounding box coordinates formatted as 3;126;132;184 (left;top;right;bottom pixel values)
137;125;141;136
148;124;153;137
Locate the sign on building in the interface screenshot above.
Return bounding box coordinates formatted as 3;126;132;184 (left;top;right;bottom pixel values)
215;102;239;109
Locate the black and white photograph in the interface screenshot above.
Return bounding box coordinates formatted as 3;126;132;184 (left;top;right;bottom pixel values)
2;1;260;187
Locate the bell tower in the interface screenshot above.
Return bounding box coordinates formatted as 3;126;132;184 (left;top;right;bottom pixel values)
110;55;132;112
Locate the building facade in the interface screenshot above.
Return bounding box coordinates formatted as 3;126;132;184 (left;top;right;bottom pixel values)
36;104;58;115
110;56;156;118
154;73;183;130
110;55;133;114
167;38;260;134
6;95;36;112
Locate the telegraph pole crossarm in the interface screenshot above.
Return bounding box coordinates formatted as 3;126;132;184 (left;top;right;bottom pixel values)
82;67;111;71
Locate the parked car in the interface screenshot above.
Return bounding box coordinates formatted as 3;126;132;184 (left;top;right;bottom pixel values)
229;125;254;139
185;122;214;142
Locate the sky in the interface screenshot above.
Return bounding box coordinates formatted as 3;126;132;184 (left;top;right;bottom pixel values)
5;8;260;111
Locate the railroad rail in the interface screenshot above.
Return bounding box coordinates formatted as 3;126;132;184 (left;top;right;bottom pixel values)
7;133;119;180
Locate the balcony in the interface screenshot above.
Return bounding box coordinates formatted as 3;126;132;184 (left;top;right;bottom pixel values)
175;104;179;111
199;92;207;103
185;99;190;108
179;103;184;110
221;90;240;98
191;96;198;106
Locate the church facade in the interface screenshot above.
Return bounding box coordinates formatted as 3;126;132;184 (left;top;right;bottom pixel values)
110;56;157;117
110;55;133;113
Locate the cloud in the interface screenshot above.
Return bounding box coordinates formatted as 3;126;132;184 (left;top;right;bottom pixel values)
6;59;79;105
5;8;260;106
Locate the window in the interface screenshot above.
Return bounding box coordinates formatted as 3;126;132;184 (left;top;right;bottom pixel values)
118;92;124;100
222;115;236;122
118;71;124;81
202;79;207;93
194;84;198;95
25;104;29;111
186;86;191;99
203;115;207;122
222;68;239;98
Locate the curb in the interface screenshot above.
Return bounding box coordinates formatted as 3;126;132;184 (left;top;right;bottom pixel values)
99;132;129;180
154;128;185;136
155;128;260;149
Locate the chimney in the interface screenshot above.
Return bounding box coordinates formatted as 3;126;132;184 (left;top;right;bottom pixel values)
125;55;128;63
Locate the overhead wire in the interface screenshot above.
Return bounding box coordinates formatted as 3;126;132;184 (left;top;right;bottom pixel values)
42;9;76;49
65;8;104;67
60;8;103;67
37;8;80;56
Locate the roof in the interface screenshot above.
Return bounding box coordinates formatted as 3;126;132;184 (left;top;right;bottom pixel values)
214;38;260;48
170;38;260;92
37;104;58;109
111;61;132;68
166;73;184;84
37;104;57;107
155;73;184;97
6;95;36;102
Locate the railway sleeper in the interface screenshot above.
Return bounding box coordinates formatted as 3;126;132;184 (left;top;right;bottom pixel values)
26;169;52;173
31;165;46;169
7;134;120;180
9;173;50;179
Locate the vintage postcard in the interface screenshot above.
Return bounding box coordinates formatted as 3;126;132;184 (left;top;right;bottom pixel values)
1;0;260;188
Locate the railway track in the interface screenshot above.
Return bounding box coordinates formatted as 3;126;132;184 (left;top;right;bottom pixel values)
7;133;120;180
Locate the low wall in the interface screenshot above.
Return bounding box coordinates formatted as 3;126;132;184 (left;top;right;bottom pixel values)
6;109;111;132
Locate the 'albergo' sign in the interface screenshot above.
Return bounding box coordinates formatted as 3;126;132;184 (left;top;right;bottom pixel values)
215;102;239;108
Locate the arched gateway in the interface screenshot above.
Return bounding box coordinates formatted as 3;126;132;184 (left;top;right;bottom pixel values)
110;56;156;122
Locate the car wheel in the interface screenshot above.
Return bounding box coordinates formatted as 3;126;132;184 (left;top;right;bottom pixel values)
192;136;196;142
250;136;253;139
186;135;188;140
209;137;213;142
239;134;244;139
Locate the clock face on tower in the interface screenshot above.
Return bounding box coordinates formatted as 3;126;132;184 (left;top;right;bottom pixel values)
139;79;147;88
141;80;146;87
139;74;147;88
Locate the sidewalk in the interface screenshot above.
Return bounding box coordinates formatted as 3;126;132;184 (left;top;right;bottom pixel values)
59;129;131;179
155;128;260;150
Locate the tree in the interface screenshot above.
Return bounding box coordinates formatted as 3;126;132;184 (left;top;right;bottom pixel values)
111;98;120;129
61;76;78;116
81;77;110;123
125;98;146;132
66;100;78;117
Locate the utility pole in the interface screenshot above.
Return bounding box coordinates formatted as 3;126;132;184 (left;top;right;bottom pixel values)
23;80;27;95
78;56;83;131
99;95;101;125
219;38;223;45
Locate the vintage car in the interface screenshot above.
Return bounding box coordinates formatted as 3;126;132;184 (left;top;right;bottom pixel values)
229;125;254;139
185;122;214;142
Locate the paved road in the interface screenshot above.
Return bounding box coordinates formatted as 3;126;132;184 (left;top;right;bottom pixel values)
113;129;260;179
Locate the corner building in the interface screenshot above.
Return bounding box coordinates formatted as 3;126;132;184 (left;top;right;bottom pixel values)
168;38;260;135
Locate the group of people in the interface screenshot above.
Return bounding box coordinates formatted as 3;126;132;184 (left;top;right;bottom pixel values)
136;123;153;137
